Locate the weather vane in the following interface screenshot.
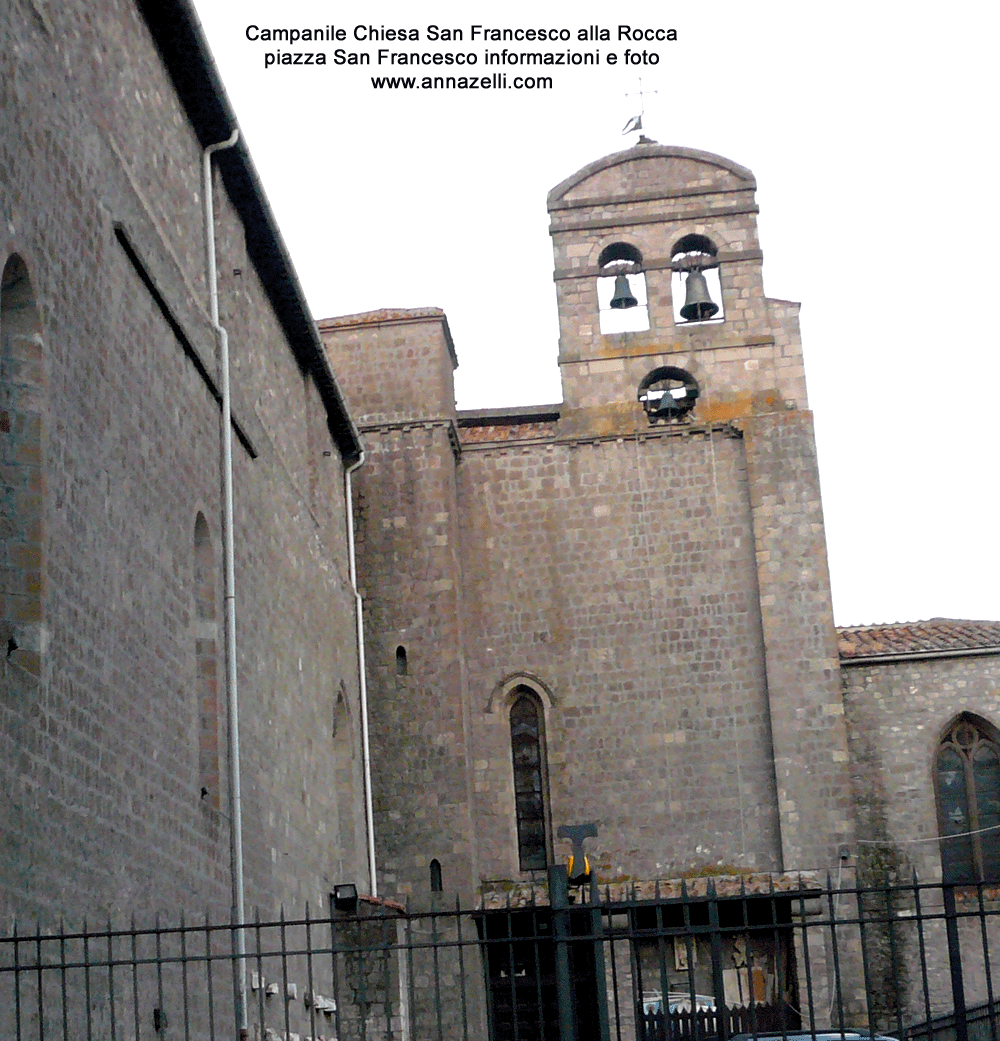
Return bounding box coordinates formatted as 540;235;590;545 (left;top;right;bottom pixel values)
622;78;658;135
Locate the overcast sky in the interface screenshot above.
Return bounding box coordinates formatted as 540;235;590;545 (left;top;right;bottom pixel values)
191;0;999;628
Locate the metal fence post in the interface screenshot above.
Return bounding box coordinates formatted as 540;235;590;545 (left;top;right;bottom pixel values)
549;865;577;1041
943;885;969;1041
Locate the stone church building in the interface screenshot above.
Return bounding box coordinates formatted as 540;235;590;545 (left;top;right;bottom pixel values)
322;143;999;907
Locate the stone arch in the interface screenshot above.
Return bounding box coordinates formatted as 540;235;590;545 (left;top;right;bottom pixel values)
486;672;556;716
1;254;45;678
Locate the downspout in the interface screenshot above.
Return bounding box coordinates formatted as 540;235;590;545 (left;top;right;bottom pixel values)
202;128;247;1038
345;453;378;897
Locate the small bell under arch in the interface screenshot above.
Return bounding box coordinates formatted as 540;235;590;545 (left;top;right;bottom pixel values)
609;273;638;310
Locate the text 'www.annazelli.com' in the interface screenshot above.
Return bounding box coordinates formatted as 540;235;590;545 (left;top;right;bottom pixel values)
371;74;553;89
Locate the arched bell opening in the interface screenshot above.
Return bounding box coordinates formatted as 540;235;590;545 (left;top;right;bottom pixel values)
637;366;700;424
597;241;650;334
670;234;724;325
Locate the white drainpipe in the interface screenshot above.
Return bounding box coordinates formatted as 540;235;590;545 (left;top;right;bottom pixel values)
202;128;247;1039
345;453;378;897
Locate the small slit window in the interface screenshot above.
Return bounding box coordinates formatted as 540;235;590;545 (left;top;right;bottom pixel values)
430;858;443;893
395;645;408;676
597;242;649;335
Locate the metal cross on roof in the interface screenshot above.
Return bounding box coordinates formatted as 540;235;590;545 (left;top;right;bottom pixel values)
622;78;658;135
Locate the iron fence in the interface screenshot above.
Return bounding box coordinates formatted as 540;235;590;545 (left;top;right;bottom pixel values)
1;872;997;1041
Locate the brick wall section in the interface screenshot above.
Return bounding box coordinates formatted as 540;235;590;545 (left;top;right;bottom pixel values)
0;0;367;924
458;428;783;884
841;652;1000;882
744;410;854;869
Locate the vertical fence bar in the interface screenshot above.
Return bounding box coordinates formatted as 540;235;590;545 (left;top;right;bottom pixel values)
155;915;165;1041
254;908;266;1040
588;878;611;1041
455;896;470;1041
383;907;394;1041
83;919;93;1041
856;880;877;1033
431;907;444;1041
34;922;45;1041
107;918;118;1041
13;922;21;1041
825;875;846;1036
279;908;291;1041
549;865;576;1041
884;877;905;1041
707;884;725;1041
943;886;969;1041
330;909;343;1041
606;894;624;1041
60;920;69;1041
305;904;318;1041
911;876;934;1039
796;886;817;1035
131;916;142;1041
976;880;997;1041
404;910;415;1041
205;912;217;1041
180;911;191;1041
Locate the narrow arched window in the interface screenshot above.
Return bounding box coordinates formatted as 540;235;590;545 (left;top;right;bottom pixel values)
395;645;408;676
936;715;1000;883
509;689;550;871
430;858;443;893
1;255;45;677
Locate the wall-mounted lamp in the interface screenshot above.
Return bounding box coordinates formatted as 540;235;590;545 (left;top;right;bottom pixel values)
332;883;359;913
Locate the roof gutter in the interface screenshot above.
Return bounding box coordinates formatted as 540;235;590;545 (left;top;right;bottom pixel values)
134;0;362;464
840;646;1000;667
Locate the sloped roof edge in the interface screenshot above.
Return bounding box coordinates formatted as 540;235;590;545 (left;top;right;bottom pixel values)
837;618;1000;662
547;144;756;209
135;0;362;464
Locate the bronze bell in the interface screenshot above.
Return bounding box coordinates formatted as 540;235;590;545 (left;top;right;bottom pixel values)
679;269;719;321
609;273;638;310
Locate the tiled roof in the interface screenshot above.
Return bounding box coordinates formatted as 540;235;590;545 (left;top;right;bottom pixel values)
837;619;1000;661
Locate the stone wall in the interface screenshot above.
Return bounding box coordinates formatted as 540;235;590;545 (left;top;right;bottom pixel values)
0;0;368;925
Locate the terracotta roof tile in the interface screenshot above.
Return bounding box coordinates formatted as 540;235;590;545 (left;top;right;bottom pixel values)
836;618;1000;661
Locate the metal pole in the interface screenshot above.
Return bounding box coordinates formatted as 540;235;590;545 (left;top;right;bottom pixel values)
202;128;247;1040
549;865;577;1041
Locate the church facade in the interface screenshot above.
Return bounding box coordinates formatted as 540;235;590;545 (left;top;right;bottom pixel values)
322;141;857;900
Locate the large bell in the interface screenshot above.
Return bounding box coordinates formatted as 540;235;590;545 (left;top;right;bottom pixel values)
609;273;638;310
679;269;719;321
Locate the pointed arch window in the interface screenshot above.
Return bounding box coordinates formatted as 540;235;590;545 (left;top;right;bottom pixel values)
510;689;550;871
936;715;1000;883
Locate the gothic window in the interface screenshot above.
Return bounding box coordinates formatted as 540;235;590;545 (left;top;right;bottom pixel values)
936;715;1000;883
510;688;550;871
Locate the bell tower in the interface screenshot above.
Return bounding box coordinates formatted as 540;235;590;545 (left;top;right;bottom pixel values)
547;140;807;438
546;141;853;872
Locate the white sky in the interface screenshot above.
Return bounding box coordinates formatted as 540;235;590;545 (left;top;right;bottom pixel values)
191;0;999;628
